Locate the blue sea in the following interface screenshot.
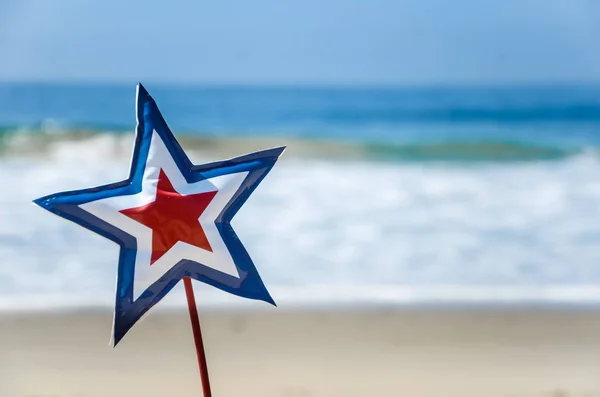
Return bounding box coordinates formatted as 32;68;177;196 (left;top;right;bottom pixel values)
1;82;600;310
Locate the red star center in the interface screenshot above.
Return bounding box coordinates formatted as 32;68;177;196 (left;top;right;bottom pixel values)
119;169;218;265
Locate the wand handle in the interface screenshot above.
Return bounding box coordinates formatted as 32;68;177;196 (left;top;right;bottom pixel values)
184;277;213;397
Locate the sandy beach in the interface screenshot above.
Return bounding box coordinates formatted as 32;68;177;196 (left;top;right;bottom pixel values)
1;305;599;397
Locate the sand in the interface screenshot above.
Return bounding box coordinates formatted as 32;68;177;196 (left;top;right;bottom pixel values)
1;305;600;397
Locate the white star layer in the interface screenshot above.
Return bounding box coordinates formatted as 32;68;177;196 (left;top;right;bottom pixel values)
80;130;246;300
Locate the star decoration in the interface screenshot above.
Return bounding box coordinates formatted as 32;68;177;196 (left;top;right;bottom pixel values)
34;84;284;346
119;169;218;264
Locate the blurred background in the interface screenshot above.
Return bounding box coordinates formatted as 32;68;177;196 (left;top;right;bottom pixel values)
1;0;600;310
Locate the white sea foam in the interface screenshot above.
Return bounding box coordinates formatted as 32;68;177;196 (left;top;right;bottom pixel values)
1;135;600;309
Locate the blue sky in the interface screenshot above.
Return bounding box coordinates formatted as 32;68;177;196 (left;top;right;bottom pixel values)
1;0;599;85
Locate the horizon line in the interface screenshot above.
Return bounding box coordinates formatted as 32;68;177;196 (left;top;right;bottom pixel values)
1;78;600;90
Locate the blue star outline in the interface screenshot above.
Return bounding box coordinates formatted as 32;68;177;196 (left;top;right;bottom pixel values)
33;84;284;346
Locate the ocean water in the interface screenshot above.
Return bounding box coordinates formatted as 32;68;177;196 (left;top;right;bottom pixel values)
1;83;600;310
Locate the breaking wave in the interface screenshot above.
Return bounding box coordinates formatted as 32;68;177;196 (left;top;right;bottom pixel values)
0;127;593;162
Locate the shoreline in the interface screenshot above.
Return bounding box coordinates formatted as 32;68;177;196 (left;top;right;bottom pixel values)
3;283;600;312
3;298;600;313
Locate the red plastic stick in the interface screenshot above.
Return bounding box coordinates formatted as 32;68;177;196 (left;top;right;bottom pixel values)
183;277;213;397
